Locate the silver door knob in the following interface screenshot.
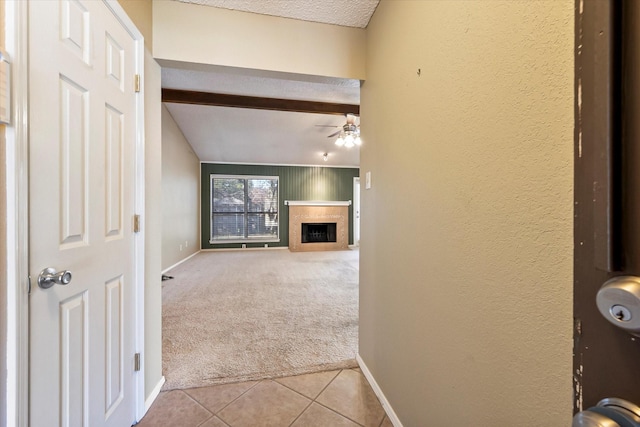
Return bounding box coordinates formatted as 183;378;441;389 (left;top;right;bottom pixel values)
37;267;72;289
572;410;621;427
573;398;640;427
596;276;640;337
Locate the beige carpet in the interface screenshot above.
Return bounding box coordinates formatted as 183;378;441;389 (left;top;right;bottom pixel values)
162;248;359;390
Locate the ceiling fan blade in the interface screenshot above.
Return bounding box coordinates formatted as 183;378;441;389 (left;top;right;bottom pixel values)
315;124;339;128
327;130;341;138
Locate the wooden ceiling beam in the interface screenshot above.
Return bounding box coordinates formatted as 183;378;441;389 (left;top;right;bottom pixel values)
162;88;360;116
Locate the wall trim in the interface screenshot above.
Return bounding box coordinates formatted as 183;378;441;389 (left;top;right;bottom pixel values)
200;246;289;252
201;160;361;169
143;376;165;415
356;354;403;427
161;250;201;274
285;200;351;206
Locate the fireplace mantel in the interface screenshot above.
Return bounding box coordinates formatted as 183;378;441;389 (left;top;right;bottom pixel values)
287;202;349;252
285;200;351;207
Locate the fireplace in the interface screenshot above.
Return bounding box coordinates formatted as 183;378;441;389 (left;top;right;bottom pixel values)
302;223;337;243
287;201;350;252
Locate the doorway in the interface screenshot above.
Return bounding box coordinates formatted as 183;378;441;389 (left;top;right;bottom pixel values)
574;0;640;412
354;177;361;246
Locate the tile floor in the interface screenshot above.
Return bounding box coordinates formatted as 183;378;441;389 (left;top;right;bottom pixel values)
136;367;393;427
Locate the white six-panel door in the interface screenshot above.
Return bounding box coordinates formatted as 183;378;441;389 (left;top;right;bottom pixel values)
28;1;139;426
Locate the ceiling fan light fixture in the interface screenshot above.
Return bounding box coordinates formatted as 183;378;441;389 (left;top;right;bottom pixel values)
323;153;328;161
328;113;361;149
344;134;355;148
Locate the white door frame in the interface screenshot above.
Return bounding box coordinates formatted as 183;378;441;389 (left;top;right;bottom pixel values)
6;1;146;424
353;177;361;246
6;1;29;425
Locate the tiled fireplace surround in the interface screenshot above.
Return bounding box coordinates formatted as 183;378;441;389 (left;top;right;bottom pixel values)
287;201;350;252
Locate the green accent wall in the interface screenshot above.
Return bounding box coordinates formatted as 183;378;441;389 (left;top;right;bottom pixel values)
201;163;360;249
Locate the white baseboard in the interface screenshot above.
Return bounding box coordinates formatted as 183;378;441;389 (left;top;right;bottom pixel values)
162;251;200;274
357;354;403;427
143;376;165;414
201;246;289;252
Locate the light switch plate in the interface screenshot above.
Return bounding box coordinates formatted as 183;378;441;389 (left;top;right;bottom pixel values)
365;171;371;189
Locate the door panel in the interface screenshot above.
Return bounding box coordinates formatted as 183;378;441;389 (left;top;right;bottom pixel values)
59;75;89;247
61;0;90;64
575;0;640;411
105;104;124;239
60;292;89;426
28;1;139;426
105;275;124;418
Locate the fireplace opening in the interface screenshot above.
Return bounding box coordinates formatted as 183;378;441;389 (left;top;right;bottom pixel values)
301;223;337;243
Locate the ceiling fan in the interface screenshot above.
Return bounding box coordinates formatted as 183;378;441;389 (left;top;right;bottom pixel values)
326;113;361;148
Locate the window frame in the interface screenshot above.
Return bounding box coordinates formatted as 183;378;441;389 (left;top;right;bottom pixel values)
209;174;280;244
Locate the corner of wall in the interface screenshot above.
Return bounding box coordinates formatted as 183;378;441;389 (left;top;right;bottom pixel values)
117;0;153;52
161;106;201;271
357;354;403;427
143;48;163;403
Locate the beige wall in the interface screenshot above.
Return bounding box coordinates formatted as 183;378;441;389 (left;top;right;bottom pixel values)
117;0;152;52
153;1;366;80
359;1;574;425
162;106;200;271
144;49;163;403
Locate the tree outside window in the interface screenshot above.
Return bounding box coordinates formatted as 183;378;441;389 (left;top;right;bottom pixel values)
210;175;279;242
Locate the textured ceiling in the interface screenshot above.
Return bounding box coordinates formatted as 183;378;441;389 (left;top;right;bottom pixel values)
174;0;380;28
162;65;360;104
162;63;361;167
165;103;360;167
162;0;370;167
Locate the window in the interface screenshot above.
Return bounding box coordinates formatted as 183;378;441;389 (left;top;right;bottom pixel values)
210;175;279;243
